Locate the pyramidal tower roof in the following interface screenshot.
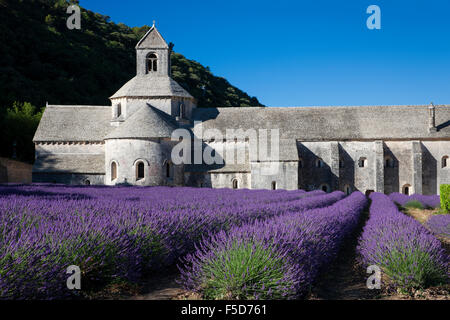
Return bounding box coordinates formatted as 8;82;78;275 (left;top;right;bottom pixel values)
110;75;193;99
105;104;178;139
136;24;169;49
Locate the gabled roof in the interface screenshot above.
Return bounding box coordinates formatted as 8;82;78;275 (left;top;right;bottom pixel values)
110;75;194;99
33;105;112;142
136;26;168;49
105;104;178;139
192;105;450;141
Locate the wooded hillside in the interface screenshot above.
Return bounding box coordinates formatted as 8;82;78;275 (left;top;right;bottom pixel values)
0;0;263;162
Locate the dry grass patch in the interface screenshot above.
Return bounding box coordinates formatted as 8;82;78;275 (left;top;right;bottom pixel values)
404;208;438;224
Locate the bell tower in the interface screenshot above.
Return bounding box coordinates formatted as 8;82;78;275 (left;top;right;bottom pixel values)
110;22;196;122
135;22;172;76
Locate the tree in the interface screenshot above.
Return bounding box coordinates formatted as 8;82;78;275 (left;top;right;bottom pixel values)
0;102;43;163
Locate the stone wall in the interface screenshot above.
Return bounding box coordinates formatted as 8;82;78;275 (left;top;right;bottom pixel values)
251;161;298;190
297;141;391;194
32;173;104;185
299;142;336;192
184;172;251;189
182;139;449;194
421;140;450;195
384;141;416;194
105;138;180;186
339;141;379;194
296;140;449;195
0;157;32;184
298;141;381;194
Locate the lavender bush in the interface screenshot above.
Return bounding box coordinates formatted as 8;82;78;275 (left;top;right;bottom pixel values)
427;215;450;238
178;192;367;299
0;185;343;299
358;193;449;291
389;192;440;209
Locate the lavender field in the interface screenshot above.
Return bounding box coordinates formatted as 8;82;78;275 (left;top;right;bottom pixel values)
0;185;448;299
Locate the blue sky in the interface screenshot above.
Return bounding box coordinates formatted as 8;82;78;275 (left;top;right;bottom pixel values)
79;0;450;107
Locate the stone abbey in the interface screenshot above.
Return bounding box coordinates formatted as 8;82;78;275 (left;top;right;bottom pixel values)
33;25;450;195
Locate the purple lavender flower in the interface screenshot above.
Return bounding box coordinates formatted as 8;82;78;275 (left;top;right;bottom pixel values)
358;193;448;291
0;185;336;299
178;192;367;299
427;215;450;238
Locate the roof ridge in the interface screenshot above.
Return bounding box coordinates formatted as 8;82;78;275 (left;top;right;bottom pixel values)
194;105;450;111
47;105;111;108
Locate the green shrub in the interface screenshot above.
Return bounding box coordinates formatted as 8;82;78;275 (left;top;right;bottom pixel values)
382;248;448;292
200;241;294;300
404;200;424;210
440;185;450;213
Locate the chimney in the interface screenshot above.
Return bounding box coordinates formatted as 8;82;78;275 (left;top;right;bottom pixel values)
428;102;437;133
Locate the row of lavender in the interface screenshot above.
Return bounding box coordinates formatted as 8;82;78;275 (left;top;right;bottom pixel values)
389;192;441;209
0;185;344;299
179;192;368;299
358;193;449;291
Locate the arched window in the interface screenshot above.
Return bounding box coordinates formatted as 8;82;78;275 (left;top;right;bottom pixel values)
111;161;117;181
442;156;449;168
320;184;330;193
385;156;394;168
232;179;239;189
136;161;145;180
315;158;324;168
358;157;367;168
146;53;157;73
84;179;91;186
402;184;411;195
271;181;277;190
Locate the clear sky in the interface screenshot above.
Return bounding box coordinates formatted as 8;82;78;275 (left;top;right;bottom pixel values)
79;0;450;107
